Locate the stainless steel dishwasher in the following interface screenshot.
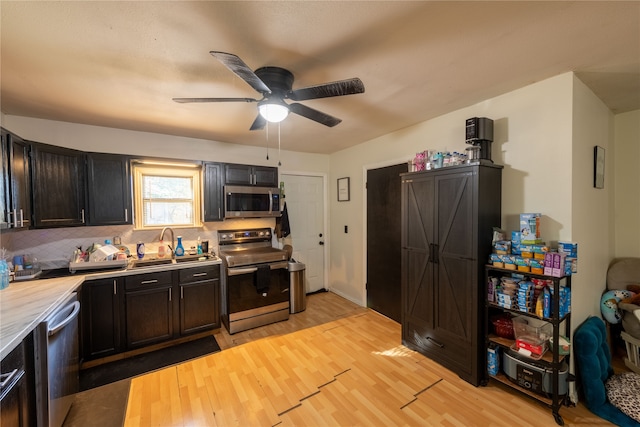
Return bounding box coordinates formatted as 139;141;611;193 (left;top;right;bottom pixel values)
34;293;80;427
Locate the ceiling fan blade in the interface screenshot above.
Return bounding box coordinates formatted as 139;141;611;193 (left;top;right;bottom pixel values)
173;97;258;103
288;103;342;127
287;78;364;101
210;51;271;95
249;114;266;131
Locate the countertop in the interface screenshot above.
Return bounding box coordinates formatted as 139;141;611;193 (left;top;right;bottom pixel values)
0;257;222;360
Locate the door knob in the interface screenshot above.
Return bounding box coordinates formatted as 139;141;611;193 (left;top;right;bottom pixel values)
319;241;325;245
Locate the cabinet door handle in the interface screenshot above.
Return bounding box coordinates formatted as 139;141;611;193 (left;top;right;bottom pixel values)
169;288;172;302
192;272;207;277
81;209;85;224
19;209;24;227
181;286;184;299
427;336;444;348
124;208;128;222
141;279;158;285
11;209;18;228
113;279;117;295
428;243;439;264
0;369;19;389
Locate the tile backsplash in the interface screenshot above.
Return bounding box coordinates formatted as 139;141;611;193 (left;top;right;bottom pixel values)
1;218;274;268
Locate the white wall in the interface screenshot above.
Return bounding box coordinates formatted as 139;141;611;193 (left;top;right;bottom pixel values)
328;73;578;306
614;110;640;257
570;75;615;333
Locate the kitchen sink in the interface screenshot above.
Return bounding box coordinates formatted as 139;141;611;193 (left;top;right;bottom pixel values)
129;254;214;269
174;254;213;263
129;258;173;268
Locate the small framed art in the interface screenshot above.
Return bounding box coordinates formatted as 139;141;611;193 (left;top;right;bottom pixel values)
337;177;350;201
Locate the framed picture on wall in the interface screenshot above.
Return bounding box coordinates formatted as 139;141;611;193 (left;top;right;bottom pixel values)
594;146;605;189
337;177;350;201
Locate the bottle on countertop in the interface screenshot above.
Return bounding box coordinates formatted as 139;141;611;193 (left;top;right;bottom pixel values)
136;241;145;259
197;237;203;255
158;240;166;258
0;259;9;290
175;236;185;257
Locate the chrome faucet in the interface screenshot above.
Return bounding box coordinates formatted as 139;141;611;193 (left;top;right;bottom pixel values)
159;227;175;259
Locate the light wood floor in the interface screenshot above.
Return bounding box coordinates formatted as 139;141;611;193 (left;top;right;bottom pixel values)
124;291;612;426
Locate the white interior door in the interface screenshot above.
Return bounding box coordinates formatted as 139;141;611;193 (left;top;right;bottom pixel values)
280;174;325;293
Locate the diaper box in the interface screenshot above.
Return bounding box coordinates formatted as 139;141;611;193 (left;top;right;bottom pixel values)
520;213;542;244
558;241;578;258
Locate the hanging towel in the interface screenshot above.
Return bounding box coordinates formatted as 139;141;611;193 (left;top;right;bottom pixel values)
255;265;271;294
276;202;291;238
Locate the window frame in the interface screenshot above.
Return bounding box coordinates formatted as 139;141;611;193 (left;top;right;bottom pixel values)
132;161;203;230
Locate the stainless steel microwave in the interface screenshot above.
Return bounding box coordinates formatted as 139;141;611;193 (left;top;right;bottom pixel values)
224;185;281;219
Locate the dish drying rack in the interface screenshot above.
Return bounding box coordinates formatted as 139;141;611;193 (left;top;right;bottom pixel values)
69;259;128;273
13;267;43;281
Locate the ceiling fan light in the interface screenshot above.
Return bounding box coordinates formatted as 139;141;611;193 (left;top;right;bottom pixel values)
258;102;289;123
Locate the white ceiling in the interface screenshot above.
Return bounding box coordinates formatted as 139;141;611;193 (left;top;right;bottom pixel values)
1;1;638;154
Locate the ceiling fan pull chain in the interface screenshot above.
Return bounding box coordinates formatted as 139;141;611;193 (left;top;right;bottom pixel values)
265;121;270;160
278;122;282;167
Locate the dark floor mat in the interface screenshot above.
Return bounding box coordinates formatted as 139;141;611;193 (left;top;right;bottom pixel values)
80;336;220;391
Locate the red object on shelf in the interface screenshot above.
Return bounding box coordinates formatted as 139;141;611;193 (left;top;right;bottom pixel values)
515;338;547;356
491;315;515;339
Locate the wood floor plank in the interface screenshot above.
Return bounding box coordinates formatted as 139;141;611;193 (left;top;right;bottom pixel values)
175;361;217;426
124;367;183;427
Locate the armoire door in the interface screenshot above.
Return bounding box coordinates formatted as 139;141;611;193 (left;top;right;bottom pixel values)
431;170;476;375
401;174;435;344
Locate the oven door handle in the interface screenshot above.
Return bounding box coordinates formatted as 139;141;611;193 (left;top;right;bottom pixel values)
228;261;289;276
228;267;258;276
269;261;289;270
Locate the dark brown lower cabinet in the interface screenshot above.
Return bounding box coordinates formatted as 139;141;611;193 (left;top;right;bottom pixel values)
179;265;220;335
82;266;221;357
0;338;32;427
81;277;123;360
125;286;174;349
401;163;502;386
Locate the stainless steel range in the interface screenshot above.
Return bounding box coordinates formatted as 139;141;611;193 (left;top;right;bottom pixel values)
218;228;290;334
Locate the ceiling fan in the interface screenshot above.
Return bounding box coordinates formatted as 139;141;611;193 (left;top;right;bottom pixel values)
173;51;365;130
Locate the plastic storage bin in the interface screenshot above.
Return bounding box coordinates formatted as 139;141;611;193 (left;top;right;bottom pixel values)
512;316;552;357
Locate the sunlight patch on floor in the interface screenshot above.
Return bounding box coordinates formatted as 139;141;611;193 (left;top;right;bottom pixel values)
372;345;415;358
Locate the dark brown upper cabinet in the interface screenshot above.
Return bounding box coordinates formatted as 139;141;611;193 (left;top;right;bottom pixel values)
224;163;278;187
203;162;223;222
1;129;32;229
30;142;86;228
86;153;132;225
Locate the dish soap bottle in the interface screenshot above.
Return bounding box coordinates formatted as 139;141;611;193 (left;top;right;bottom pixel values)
158;240;166;258
197;237;203;255
175;236;185;257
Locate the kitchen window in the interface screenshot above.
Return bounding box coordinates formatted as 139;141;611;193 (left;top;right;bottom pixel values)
132;162;202;229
